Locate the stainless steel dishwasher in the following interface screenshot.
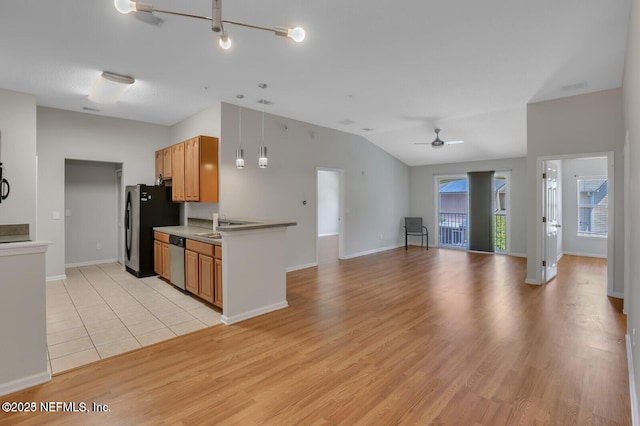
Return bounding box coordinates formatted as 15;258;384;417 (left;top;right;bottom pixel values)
169;235;185;290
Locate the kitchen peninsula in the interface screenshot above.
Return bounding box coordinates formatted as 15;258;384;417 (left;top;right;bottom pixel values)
155;218;296;325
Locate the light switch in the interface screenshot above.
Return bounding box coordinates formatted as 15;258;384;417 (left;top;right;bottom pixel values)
53;211;61;220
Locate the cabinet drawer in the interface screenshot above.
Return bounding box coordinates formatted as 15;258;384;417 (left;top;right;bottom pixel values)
215;245;222;259
186;239;214;256
154;232;170;243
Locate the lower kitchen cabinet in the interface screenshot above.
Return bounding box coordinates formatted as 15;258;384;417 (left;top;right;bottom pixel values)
153;232;171;280
214;258;223;308
198;254;214;304
185;249;198;294
185;239;222;308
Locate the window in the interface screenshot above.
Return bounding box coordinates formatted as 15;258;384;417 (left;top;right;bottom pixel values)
577;176;608;237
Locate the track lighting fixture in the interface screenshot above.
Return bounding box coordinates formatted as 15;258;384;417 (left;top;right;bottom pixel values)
114;0;305;51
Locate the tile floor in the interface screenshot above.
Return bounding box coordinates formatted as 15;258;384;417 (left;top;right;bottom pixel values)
46;263;222;374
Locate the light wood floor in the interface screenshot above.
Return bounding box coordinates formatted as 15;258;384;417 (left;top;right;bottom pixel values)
2;249;630;425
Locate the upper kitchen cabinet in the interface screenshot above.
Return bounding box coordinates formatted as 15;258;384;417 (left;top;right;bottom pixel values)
184;136;219;203
155;147;172;181
171;142;185;202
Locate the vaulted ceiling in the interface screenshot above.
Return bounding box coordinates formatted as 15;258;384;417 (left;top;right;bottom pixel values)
0;0;630;165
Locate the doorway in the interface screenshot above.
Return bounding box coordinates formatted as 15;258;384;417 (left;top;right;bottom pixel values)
539;153;613;293
316;168;344;265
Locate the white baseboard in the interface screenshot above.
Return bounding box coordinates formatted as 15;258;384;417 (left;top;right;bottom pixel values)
627;334;639;426
341;244;404;260
287;262;317;272
318;232;339;237
562;251;607;259
65;258;117;268
0;370;50;397
221;301;289;325
509;252;527;258
525;277;541;285
609;291;625;299
46;274;67;282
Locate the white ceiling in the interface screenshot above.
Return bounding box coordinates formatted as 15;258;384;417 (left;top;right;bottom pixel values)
0;0;631;166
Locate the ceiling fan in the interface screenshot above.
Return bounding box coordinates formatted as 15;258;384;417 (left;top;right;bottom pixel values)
415;129;464;148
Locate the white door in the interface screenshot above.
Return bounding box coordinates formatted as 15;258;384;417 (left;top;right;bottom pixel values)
543;160;560;282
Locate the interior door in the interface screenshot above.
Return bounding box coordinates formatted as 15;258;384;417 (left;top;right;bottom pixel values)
543;160;560;282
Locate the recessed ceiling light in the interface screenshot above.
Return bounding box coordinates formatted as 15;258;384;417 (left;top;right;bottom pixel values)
362;128;374;132
82;106;101;112
236;94;244;99
88;71;135;104
257;99;274;105
258;83;268;89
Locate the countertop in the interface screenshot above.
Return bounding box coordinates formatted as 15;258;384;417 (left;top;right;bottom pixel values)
154;218;296;246
153;225;222;245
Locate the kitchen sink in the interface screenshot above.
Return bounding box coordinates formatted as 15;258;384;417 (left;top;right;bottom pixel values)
193;232;221;239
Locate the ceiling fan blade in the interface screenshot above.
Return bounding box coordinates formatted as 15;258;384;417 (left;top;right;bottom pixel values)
443;140;464;145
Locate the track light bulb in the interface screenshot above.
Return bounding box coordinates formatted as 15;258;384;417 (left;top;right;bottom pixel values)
219;34;231;50
114;0;135;14
288;27;305;42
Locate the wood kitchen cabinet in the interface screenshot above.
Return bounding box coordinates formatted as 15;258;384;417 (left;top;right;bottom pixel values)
184;136;219;202
185;239;223;308
154;147;172;181
171;142;185;202
153;232;171;280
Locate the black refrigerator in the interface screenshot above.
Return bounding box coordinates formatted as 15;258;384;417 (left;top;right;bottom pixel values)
124;184;180;278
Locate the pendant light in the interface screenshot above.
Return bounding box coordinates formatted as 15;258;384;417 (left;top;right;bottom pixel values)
235;105;244;169
258;85;268;168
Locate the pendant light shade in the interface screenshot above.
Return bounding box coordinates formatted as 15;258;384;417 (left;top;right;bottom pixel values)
259;98;268;168
259;146;268;168
235;148;244;168
236;106;244;169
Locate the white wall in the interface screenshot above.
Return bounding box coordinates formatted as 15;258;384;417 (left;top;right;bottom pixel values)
220;103;410;269
317;170;340;236
169;104;221;221
561;157;608;258
622;0;640;416
65;159;120;266
0;89;37;237
409;157;528;256
526;89;624;294
37;107;171;278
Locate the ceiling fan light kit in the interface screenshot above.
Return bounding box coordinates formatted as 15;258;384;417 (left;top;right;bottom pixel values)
114;0;305;50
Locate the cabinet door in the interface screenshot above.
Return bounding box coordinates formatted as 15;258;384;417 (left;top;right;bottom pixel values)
185;250;198;294
172;142;185;202
163;147;172;179
199;254;214;304
161;242;171;280
155;150;163;181
184;137;200;202
153;240;162;276
214;258;223;308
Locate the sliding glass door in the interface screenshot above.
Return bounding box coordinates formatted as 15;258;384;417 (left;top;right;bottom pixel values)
438;176;468;248
436;172;509;253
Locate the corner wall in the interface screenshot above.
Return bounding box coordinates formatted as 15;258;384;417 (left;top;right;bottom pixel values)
37;107;170;278
622;0;640;419
220;103;411;269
